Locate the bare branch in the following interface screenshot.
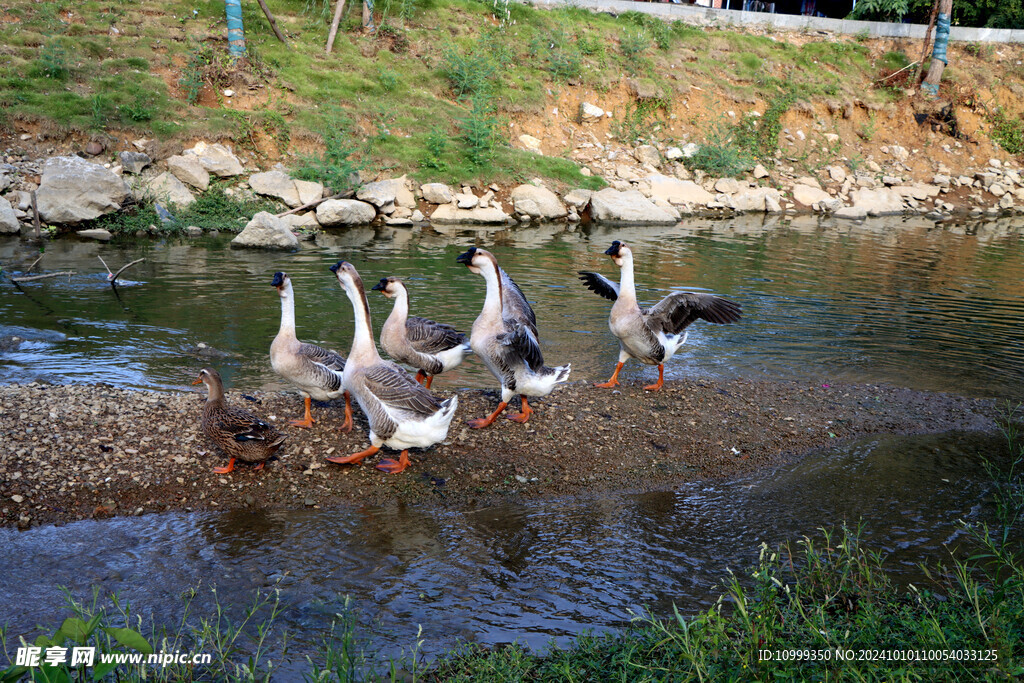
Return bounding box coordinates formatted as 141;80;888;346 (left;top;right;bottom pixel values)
11;271;75;282
110;258;145;285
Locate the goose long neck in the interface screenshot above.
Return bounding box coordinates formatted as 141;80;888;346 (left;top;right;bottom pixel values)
390;285;410;327
346;277;380;362
618;252;637;303
278;282;297;337
479;262;504;324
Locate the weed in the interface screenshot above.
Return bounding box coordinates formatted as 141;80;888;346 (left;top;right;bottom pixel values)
576;32;604;57
684;119;755;177
854;28;871;42
89;93;110;130
733;89;795;160
611;99;668;144
377;67;399;93
620;10;673;51
441;43;495;99
34;39;69;80
618;28;650;60
293;108;362;194
119;93;154;123
179;42;209;106
858;112;878;142
422;127;449;171
458;92;502;167
990;108;1024;157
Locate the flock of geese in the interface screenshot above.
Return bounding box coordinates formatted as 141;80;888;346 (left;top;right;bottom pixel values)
193;241;742;475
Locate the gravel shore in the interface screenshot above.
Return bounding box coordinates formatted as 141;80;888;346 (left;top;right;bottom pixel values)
0;379;998;529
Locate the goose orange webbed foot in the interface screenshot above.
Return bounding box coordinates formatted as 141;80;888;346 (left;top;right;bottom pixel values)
506;397;533;423
290;396;316;428
467;401;508;429
213;458;237;474
643;365;665;392
375;450;411;474
326;445;380;466
338;392;354;433
595;362;624;389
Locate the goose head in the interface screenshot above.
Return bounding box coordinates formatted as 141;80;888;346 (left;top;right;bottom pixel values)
456;246;497;275
271;271;291;296
371;276;403;299
604;240;631;268
330;260;364;294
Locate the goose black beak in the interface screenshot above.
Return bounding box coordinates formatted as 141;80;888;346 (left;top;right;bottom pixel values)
604;241;622;257
371;278;387;292
455;248;475;265
271;271;285;288
329;261;345;274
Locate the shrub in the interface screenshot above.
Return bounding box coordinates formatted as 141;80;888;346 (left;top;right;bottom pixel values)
684;120;755;177
458;92;502;167
618;28;650;59
990;108;1024;156
441;43;495;99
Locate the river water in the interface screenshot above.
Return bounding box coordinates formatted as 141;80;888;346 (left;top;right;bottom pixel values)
1;215;1023;667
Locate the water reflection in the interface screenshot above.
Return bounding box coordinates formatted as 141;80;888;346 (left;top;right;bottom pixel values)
0;431;1011;659
2;216;1023;396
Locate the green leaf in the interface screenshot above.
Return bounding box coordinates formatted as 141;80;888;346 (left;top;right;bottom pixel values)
102;628;152;655
91;661;120;681
1;667;30;683
57;618;91;644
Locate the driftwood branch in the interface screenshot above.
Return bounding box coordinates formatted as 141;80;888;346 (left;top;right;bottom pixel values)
31;190;41;241
97;255;114;278
275;192;344;218
110;258;145;285
326;0;346;54
256;0;288;45
25;254;44;274
875;60;919;83
10;271;75;283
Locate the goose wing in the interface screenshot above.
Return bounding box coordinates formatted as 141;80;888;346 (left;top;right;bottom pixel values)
362;363;443;418
644;292;742;335
293;342;346;391
298;342;346;372
406;316;468;354
499;268;538;335
497;318;544;372
577;271;620;302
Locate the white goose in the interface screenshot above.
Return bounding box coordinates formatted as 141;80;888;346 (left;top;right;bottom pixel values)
455;247;570;427
578;240;741;391
371;277;472;389
326;261;458;474
270;271;353;431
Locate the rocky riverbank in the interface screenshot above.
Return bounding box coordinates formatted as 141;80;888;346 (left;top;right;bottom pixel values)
0;378;998;529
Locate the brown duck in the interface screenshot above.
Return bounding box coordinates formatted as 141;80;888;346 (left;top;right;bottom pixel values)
193;367;286;473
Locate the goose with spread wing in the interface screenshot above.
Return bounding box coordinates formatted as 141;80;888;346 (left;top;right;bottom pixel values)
456;247;570;427
371;277;472;389
270;271;353;431
325;261;458;474
578;240;741;391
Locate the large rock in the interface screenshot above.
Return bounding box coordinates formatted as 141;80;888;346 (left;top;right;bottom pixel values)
316;198;377;226
143;172;195;208
589;188;677;224
510;184;567;220
231;212;298;249
563;188;593;208
76;228;112;242
357;176;415;209
834;206;867;220
893;184;941;201
118;151;151;175
519;135;542;154
633;145;661;168
851;188;905;216
429;204;514;225
248;170;320;209
646;174;715;206
731;187;782;212
167;155;210;191
0;197;19;234
579;102;604;122
36;156;130;224
420;183;453;205
280;212;320;230
183;142;244;177
792;184;831;206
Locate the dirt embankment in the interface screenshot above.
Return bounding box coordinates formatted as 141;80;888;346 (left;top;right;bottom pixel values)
0;378;997;529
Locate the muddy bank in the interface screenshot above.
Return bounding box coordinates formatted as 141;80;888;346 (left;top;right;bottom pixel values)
0;378;998;529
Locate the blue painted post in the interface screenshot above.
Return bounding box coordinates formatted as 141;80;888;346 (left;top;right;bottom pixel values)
922;0;952;96
225;0;246;61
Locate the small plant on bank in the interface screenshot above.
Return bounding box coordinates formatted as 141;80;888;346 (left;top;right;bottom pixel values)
618;28;650;60
684;119;755;177
293;108;362;194
990;108;1024;157
441;43;495;99
34;39;70;80
611;99;669;145
119;93;155;123
458;92;502;168
421;127;449;171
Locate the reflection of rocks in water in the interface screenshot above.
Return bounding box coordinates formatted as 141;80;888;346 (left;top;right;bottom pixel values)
315;227;376;249
0;335;24;351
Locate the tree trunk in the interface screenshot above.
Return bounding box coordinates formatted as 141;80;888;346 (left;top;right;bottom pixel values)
326;0;346;54
922;0;953;94
917;0;940;83
362;0;374;29
225;0;246;61
256;0;288;45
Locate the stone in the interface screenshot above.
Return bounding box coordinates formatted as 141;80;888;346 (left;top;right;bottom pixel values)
616;165;640;181
143;172;195;208
519;135;543;154
316;199;377;226
36;156;130;225
794;176;821;189
85;141;104;156
76;228;112;241
681;143;700;158
888;145;909;162
231;212;298;249
429;204;514;225
0;197;19;234
792;184;831;206
626;77;663;100
989;183;1007;197
866;160;883;173
834;206;867;220
455;193;479;209
851;188;905;216
183;141;244;177
714;177;741;194
357;176;416;209
510;184;567;220
731;187;781;212
579;102;605;122
280;212;320;229
894;184;940;201
765;194;782;213
118;151;151;175
665;147;683;161
410;209;425;222
166;155;210;191
633;145;661;167
185;225;203;238
646;174;715;206
249;170;302;207
563;189;593;209
420;183;453;204
828;165;846;183
384;216;414;226
589;188;677;224
932;174;951;187
753;164;770;179
0;174;9;193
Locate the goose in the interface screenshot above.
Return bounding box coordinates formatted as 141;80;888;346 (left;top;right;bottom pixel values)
455;247;570;427
193;367;286;473
270;271;353;431
578;240;741;391
371;276;472;389
326;261;459;474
